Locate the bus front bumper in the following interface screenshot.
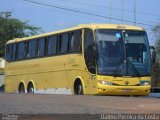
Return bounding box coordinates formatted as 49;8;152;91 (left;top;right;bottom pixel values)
97;84;151;96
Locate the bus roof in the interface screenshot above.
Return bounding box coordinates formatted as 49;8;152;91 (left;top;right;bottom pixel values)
6;24;145;44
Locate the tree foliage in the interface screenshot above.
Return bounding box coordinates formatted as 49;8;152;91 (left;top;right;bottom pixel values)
152;23;160;87
0;11;41;57
153;24;160;53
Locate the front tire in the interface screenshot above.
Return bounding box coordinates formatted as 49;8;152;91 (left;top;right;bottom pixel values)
74;82;84;95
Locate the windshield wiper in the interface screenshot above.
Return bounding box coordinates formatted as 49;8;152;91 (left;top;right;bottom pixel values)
126;59;141;77
113;58;141;77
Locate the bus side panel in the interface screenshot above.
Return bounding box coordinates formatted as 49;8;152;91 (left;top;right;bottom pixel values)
5;54;97;94
5;77;12;93
45;55;71;94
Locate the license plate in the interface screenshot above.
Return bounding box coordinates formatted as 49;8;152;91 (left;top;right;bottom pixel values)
122;89;131;92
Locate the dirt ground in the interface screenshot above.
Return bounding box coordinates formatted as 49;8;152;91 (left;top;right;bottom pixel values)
0;93;159;120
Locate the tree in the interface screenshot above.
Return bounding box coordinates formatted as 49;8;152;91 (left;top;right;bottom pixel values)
152;23;160;88
152;24;160;53
0;11;41;57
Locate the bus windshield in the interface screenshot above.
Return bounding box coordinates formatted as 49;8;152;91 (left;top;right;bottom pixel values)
96;29;151;77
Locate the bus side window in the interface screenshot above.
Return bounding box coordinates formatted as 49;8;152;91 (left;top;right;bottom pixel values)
11;44;17;61
37;38;45;57
70;30;82;52
29;39;37;58
25;41;29;58
47;36;57;55
84;28;96;74
17;42;25;60
6;44;12;61
58;33;69;54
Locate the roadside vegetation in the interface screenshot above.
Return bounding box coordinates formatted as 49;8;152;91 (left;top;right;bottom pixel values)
152;23;160;88
0;11;41;57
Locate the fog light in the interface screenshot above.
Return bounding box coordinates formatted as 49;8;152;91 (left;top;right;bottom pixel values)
140;80;150;86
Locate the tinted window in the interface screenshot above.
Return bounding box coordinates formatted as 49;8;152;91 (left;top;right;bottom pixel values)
6;44;12;61
29;40;37;58
84;29;95;74
17;42;25;60
37;38;45;57
58;33;69;54
70;30;82;52
25;41;29;58
47;36;57;55
11;44;16;61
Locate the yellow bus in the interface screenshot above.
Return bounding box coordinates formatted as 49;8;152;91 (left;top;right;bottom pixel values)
5;24;151;95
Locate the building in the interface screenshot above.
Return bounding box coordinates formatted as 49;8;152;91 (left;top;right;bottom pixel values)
0;58;5;71
0;58;5;91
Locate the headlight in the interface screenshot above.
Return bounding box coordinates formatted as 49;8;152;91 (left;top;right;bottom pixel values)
140;80;150;86
98;80;113;85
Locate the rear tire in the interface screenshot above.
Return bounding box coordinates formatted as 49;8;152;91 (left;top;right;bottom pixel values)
27;83;34;93
19;84;25;93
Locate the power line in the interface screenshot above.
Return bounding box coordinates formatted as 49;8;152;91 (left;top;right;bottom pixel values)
58;0;159;24
20;0;157;27
58;0;160;18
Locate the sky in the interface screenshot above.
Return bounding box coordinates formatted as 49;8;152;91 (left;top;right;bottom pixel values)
0;0;160;45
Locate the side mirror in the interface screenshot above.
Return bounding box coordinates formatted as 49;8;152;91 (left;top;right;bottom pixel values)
150;46;156;63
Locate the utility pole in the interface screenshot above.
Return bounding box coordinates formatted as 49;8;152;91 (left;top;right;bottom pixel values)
134;0;136;25
110;0;112;23
122;0;124;24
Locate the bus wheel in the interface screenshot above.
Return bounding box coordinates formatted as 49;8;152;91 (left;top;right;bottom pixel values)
19;83;25;93
74;80;84;95
27;83;34;93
